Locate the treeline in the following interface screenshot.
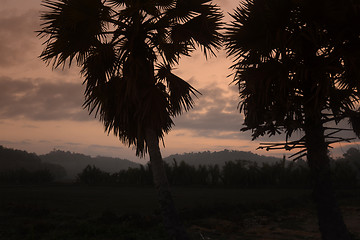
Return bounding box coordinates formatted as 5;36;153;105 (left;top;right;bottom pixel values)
77;154;360;188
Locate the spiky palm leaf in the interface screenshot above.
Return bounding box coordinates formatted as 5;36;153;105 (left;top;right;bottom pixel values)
39;0;111;67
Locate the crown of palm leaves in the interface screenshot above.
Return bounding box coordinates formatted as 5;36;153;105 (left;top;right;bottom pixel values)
39;0;223;156
226;0;360;141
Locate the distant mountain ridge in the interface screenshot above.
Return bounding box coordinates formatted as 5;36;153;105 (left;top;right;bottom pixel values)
39;150;140;179
0;145;66;179
0;145;284;180
163;149;282;166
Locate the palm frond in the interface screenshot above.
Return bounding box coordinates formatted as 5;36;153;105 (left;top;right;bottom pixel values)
81;42;117;95
38;0;111;67
84;75;173;157
155;0;176;10
170;1;222;57
106;0;126;8
348;109;360;138
156;64;200;116
160;41;191;65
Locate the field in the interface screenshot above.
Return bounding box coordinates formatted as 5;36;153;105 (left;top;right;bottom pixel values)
0;184;359;239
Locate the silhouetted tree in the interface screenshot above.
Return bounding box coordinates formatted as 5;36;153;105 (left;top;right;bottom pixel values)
77;165;111;185
226;0;360;239
342;148;360;172
222;160;248;186
331;159;358;188
207;164;220;186
38;0;222;239
342;148;360;184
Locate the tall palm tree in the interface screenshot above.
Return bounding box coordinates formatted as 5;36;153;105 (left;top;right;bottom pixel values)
225;0;360;239
38;0;222;239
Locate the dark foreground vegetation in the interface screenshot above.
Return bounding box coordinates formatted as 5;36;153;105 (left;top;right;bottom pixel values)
0;184;359;240
77;156;360;189
0;169;54;184
1;148;360;239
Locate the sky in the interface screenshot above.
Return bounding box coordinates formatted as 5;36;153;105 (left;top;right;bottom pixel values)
0;0;359;164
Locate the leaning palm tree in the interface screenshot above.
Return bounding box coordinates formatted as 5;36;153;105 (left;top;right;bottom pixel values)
38;0;222;239
226;0;360;239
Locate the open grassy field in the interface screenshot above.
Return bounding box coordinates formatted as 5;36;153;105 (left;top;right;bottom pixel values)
0;184;359;239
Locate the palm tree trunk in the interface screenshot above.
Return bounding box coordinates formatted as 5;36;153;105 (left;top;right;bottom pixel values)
304;107;352;240
145;128;190;240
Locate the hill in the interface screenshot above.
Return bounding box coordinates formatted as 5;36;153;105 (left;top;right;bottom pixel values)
0;145;66;179
39;150;140;179
163;149;282;166
0;146;286;180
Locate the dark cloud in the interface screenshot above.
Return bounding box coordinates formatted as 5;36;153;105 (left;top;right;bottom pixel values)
64;142;81;146
22;124;38;128
0;140;17;145
173;82;360;144
174;83;250;139
88;144;125;151
0;76;90;121
0;76;246;138
193;129;244;140
0;9;40;67
0;139;31;146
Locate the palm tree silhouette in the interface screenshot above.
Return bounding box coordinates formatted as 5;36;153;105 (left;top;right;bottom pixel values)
225;0;360;239
38;0;222;239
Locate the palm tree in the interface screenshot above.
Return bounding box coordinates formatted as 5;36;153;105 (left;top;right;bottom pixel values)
38;0;222;239
225;0;360;239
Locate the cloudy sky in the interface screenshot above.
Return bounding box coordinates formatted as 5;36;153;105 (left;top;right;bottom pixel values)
0;0;358;163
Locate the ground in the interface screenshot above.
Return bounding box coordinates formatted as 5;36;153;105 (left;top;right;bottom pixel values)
187;189;360;240
0;185;359;239
188;205;360;239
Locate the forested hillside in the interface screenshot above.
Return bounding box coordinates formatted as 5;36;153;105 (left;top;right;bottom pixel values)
0;145;67;181
39;150;139;179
